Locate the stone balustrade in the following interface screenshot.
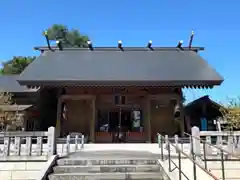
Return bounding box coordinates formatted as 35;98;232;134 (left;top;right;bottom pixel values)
0;127;85;158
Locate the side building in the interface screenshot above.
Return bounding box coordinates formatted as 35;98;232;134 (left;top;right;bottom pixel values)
184;95;224;132
0;75;39;131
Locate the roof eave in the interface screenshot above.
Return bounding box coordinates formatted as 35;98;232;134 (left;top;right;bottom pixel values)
17;80;223;89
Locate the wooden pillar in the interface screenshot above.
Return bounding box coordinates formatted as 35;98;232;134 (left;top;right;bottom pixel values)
147;96;151;142
180;101;185;137
56;98;62;137
90;97;96;142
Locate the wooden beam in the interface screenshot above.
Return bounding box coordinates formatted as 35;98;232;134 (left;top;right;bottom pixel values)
60;94;95;101
149;94;180;100
180;101;185;137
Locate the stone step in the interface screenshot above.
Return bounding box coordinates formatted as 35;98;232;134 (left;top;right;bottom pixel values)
53;164;161;173
57;158;158;166
48;172;164;180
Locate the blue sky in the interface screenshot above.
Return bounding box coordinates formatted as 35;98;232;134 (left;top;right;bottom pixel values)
0;0;239;104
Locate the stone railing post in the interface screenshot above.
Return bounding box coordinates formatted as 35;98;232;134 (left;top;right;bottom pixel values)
47;126;56;156
164;135;169;150
26;137;32;156
36;136;43;156
205;136;212;155
75;135;79;151
174;134;179;152
228;135;234;154
157;133;161;148
15;136;21;156
216;135;223;147
81;134;84;149
191;126;201;156
66;135;70;154
3;136;10;156
236;136;240;154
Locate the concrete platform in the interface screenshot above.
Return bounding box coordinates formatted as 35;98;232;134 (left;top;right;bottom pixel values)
0;161;47;180
0;155;48;162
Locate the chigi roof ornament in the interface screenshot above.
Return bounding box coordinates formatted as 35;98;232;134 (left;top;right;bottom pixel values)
43;30;54;52
147;40;153;50
56;40;63;51
188;31;195;49
87;40;93;50
38;30;202;52
118;40;123;51
177;40;184;50
43;30;64;51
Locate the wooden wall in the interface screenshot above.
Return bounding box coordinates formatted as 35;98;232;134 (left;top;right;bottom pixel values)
58;87;182;141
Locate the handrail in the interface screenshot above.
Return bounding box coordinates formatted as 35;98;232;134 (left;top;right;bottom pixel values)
158;134;220;180
170;142;220;180
184;132;240;159
184;132;240;180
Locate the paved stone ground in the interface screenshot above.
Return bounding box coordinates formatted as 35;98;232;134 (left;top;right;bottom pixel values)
0;161;46;180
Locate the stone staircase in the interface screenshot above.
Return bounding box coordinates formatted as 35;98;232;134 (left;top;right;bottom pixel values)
48;150;167;180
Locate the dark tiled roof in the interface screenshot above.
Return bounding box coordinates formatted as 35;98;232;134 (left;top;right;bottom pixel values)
184;95;225;119
185;95;223;110
18;48;224;87
0;75;38;92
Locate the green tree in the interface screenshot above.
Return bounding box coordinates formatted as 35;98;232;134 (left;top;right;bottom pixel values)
0;92;14;131
0;24;89;74
220;97;240;131
1;56;35;75
46;24;90;48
